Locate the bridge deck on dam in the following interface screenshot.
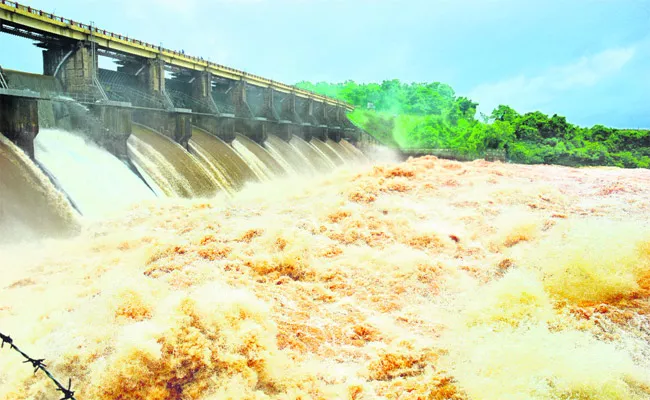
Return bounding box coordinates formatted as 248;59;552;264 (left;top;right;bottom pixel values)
0;0;351;109
0;0;382;167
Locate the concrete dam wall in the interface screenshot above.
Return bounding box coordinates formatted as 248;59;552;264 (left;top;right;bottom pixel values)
0;74;375;241
0;2;381;241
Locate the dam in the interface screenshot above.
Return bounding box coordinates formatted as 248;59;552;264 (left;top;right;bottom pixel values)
0;1;380;241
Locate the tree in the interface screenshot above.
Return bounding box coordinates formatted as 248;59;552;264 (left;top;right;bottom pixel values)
490;105;520;123
484;121;515;149
589;125;613;142
295;79;649;169
456;97;479;120
548;114;570;139
515;111;549;141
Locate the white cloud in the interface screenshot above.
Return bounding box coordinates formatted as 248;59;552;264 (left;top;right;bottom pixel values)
468;46;636;115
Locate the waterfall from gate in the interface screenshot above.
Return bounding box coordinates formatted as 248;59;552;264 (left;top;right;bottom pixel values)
231;133;287;181
0;133;79;241
189;127;260;194
34;129;155;218
127;124;221;198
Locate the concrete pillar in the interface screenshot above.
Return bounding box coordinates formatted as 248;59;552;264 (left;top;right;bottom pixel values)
64;44;94;93
337;106;357;142
43;47;66;76
295;98;316;141
0;94;39;158
190;71;219;114
261;88;279;120
230;81;266;143
231;80;252;119
281;93;301;122
174;112;192;148
328;128;342;142
114;59;172;109
218;117;236;142
236;119;267;144
313;101;330;126
194;114;235;143
302;99;316;123
336;106;354;128
310;101;328;141
89;105;133;159
276;93;301;142
326;104;343;142
274;121;299;142
142;58;165;95
43;42;97;99
261;88;293;142
132;109;192;149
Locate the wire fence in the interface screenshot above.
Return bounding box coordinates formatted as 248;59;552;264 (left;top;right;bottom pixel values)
0;331;76;400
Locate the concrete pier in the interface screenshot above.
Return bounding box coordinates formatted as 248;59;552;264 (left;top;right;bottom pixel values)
42;42;103;101
88;104;133;159
193;114;236;143
0;91;39;158
1;1;367;158
133;109;193;149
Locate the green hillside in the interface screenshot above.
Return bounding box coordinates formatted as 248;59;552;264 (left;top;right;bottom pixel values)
297;80;650;168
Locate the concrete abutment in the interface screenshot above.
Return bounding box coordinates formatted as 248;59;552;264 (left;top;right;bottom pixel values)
0;93;39;158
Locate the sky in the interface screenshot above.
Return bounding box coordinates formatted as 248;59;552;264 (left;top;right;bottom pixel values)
1;0;649;128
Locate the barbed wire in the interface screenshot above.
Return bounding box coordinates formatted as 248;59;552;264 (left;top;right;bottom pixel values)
0;331;76;400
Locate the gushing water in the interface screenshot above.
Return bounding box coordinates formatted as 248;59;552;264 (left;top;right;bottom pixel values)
231;133;287;180
325;138;354;164
34;129;155;218
4;123;650;400
264;134;317;175
128;124;221;198
0;133;79;241
289;135;332;172
189;127;259;193
339;138;369;163
310;138;343;166
2;157;650;399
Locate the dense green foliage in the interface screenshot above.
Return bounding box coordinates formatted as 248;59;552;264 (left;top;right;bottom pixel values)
296;80;650;168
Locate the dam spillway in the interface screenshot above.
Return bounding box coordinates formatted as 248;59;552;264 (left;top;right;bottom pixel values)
232;133;288;181
0;117;371;242
34;128;155;218
0;134;79;240
0;70;377;241
0;1;381;242
188;127;260;194
128;124;222;198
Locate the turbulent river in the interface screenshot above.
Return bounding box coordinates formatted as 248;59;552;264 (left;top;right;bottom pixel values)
1;155;650;399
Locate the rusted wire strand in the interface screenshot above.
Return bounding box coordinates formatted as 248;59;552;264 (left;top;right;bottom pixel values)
0;331;76;400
